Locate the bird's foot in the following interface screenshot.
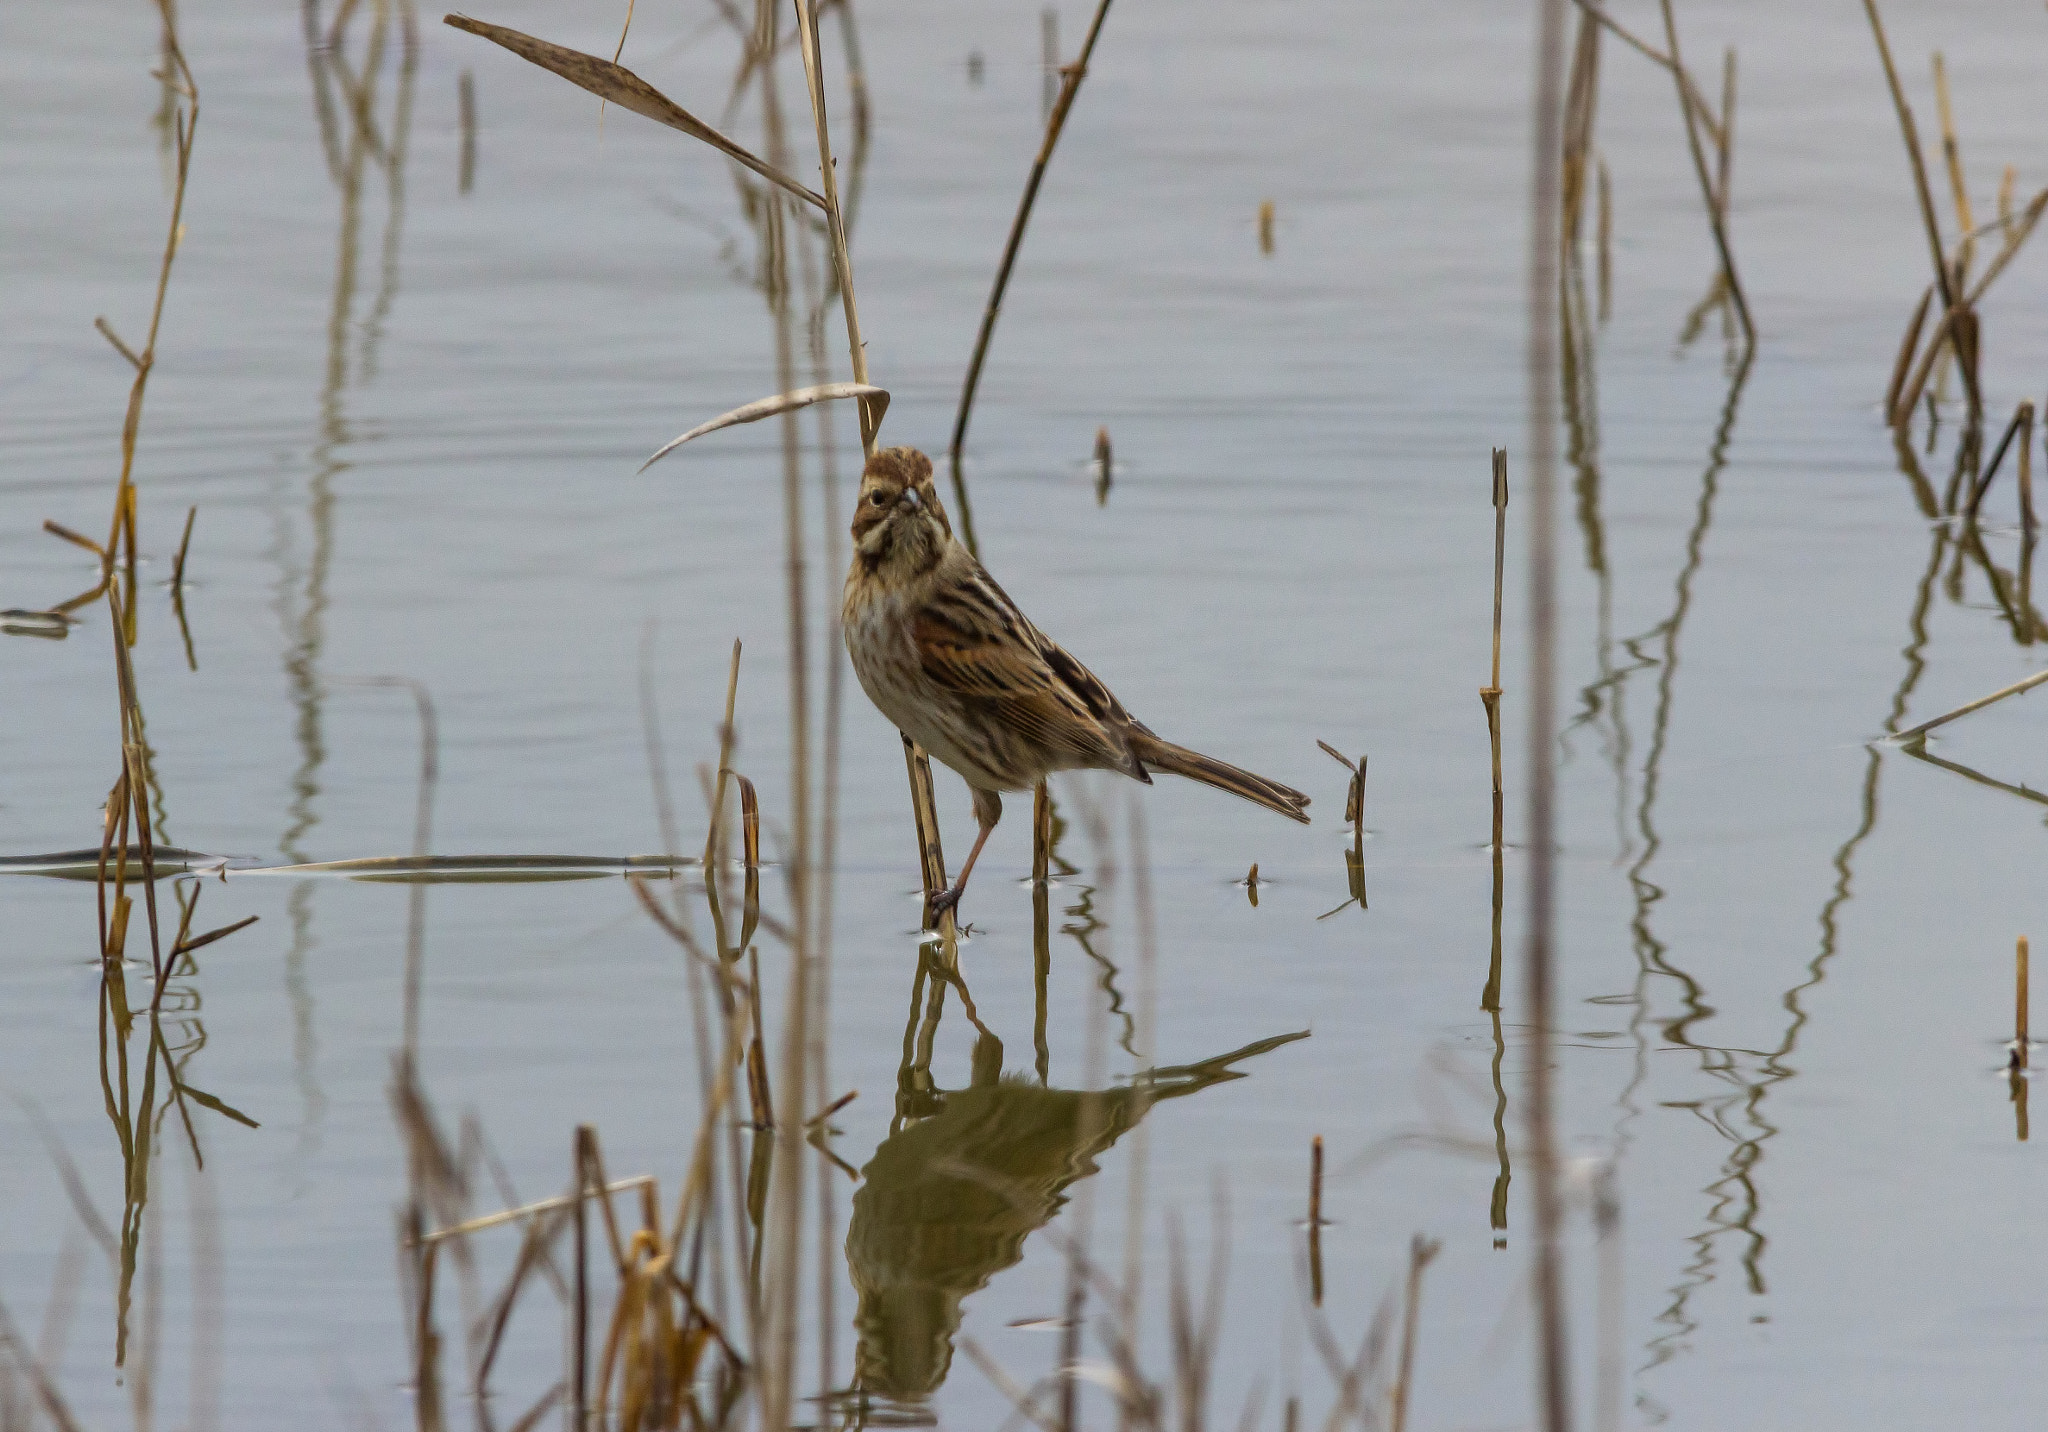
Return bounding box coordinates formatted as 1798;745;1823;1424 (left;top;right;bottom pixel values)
928;884;967;921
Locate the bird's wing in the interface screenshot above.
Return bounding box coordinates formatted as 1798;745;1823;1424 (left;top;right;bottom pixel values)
913;562;1144;775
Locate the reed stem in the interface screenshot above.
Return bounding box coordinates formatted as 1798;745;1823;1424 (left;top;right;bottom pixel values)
947;0;1116;473
1658;0;1752;348
1526;0;1574;1425
1307;1135;1325;1307
2014;935;2031;1068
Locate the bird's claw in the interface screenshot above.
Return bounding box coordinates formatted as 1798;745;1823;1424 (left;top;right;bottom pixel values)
928;885;966;920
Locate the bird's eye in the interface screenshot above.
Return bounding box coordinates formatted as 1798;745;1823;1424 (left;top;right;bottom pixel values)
869;491;888;506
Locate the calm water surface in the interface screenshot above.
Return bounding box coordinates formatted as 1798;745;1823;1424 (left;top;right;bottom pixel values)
5;0;2048;1426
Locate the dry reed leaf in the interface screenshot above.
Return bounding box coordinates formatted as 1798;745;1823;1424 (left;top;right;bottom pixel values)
444;14;826;211
640;383;890;472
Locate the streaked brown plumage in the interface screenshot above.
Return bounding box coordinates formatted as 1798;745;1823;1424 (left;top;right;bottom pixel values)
843;446;1309;915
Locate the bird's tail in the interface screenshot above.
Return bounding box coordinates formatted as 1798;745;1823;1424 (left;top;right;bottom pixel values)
1130;735;1311;824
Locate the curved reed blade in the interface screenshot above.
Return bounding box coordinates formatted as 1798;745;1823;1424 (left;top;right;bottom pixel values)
443;14;827;212
639;383;889;472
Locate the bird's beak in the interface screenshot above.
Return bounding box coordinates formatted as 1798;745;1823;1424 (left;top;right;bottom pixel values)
898;488;922;511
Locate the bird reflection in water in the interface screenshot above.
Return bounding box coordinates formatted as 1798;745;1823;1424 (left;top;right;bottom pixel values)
841;1019;1306;1417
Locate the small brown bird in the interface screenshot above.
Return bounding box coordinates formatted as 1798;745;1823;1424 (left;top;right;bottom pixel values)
843;446;1309;916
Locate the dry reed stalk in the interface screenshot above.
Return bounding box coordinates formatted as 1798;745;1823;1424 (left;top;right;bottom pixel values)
1313;742;1368;922
1963;188;2048;307
1892;303;1961;428
1896;664;2048;743
1259;198;1276;255
1965;402;2029;524
1657;0;1752;347
1567;1;1719;143
458;69;476;192
1526;0;1574;1427
1596;158;1612;319
948;0;1117;473
0;1289;87;1432
1560;10;1600;247
1388;1235;1440;1432
572;1129;589;1429
1932;54;1974;285
1885;286;1932;420
1483;450;1509;854
1307;1136;1325;1308
91;0;197;588
792;0;878;453
1861;0;1986;422
2020;401;2037;534
1861;1;1958;316
169;506;196;591
2014;935;2031;1069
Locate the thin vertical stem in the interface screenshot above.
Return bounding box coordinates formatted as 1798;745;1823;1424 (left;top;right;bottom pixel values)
1658;0;1751;347
948;0;1117;470
793;0;874;455
1307;1136;1324;1307
1526;0;1574;1428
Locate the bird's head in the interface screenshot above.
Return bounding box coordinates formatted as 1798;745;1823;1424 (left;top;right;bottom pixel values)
852;446;953;574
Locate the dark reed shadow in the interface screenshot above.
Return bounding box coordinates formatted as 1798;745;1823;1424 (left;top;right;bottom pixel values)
1534;344;1761;1397
1569;0;1754;355
273;0;421;1165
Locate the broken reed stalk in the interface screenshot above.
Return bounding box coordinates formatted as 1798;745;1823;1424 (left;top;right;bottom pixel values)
705;639;743;872
1885;286;1932;421
2022;401;2037;533
1965;402;2029;524
573;1127;590;1430
946;0;1116;472
1389;1235;1440;1432
1657;0;1752;347
1526;0;1574;1427
1862;1;1957;316
1307;1135;1325;1307
458;69;477;193
1863;0;1984;420
2014;935;2031;1070
170;506;196;591
1932;53;1974;285
1559;11;1599;246
1567;0;1719;139
1483;450;1509;853
1895;664;2048;743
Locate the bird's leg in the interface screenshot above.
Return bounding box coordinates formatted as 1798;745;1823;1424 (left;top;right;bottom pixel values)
929;788;1003;918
